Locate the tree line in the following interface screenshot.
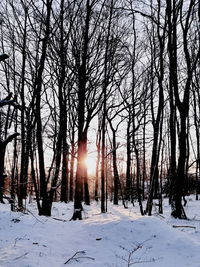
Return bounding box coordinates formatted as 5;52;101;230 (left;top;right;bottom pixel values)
0;0;199;220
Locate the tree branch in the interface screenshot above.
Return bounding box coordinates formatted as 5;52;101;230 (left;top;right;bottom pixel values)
0;93;22;109
3;133;20;146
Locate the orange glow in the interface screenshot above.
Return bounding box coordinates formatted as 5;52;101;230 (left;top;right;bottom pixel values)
84;156;96;175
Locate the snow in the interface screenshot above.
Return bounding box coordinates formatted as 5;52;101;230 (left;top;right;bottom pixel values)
1;197;200;267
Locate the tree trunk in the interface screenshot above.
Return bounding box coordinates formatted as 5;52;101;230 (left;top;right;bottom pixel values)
83;131;90;205
69;128;75;201
0;145;5;203
35;0;52;216
193;88;200;200
72;0;92;220
112;129;119;205
72;138;85;220
18;6;28;209
125;118;131;201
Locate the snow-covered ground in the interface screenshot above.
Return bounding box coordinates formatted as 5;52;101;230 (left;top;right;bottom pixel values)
0;197;200;267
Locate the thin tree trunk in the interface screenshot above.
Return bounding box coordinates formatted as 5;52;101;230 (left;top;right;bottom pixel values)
83;131;90;205
112;129;119;205
95;120;101;201
35;0;52;216
193;87;200;200
126;118;131;201
18;6;28;208
101;0;114;213
69;127;75;201
72;0;92;220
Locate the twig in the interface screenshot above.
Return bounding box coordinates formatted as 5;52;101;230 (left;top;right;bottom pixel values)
156;214;165;219
53;217;68;222
118;236;158;266
13;252;29;260
130;258;161;265
64;251;95;264
14;235;27;246
65;251;85;264
172;225;196;229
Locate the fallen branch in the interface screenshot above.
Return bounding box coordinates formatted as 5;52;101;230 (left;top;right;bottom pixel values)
172;225;196;229
64;251;95;264
13;252;29;260
155;213;165;219
25;208;44;224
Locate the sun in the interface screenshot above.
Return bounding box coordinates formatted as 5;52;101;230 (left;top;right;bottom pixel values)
84;156;96;175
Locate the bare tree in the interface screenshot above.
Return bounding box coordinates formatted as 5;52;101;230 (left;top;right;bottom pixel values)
167;0;200;219
0;92;20;203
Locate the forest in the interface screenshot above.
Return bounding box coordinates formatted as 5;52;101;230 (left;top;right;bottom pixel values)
0;0;200;224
